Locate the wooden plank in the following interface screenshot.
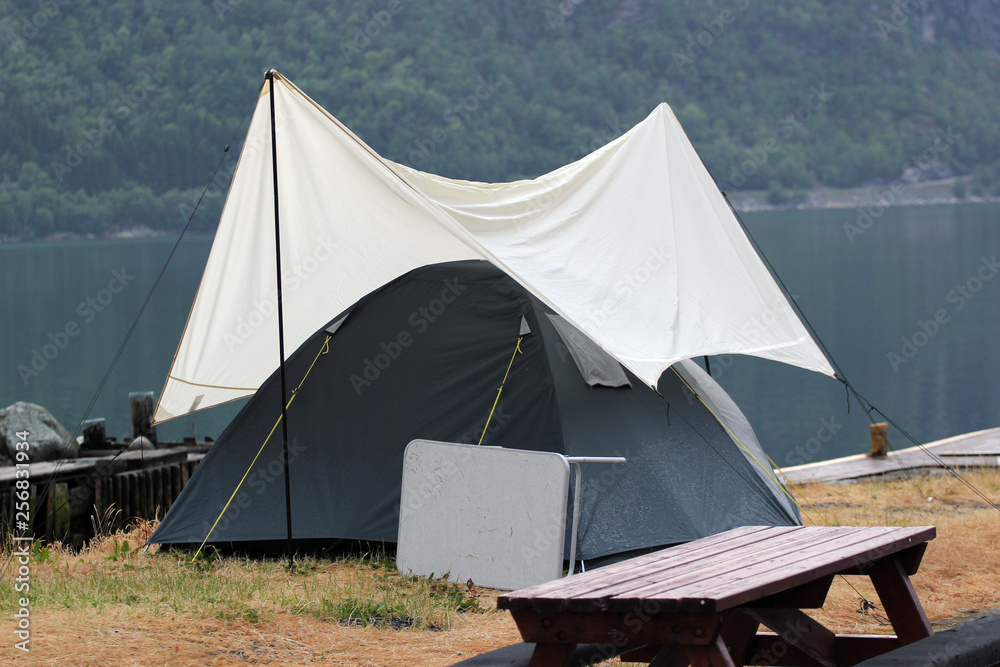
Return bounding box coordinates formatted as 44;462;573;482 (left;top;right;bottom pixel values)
602;528;881;611
134;471;143;518
45;482;56;541
868;555;933;645
684;635;737;667
592;527;852;594
169;464;181;509
51;482;71;542
114;474;124;519
531;526;827;611
163;466;173;513
839;542;928;577
745;576;833;609
115;447;188;470
109;477;118;521
122;472;131;519
501;526;931;615
0;491;8;533
745;609;836;667
112;476;122;519
28;483;37;535
526;643;575;667
154;468;164;518
613;527;934;613
131;472;143;520
500;526;935;635
510;609;721;647
121;474;131;519
620;645;660;662
149;468;159;518
145;469;155;518
93;473;103;520
830;529;934;577
139;470;148;518
1;490;10;532
151;468;160;517
0;460;101;485
671;527;931;600
101;478;112;519
161;466;171;514
779;426;1000;484
898;542;928;576
719;609;761;665
499;525;786;611
0;449;191;486
165;466;174;510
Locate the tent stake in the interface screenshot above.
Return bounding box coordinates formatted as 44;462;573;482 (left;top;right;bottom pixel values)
267;69;295;569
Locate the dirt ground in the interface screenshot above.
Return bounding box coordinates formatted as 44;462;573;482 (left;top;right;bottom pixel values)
5;470;999;666
11;607;522;666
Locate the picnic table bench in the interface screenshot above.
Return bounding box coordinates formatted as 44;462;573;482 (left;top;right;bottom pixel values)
497;525;937;666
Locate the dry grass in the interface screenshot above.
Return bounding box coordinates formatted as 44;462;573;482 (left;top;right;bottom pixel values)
1;520;514;666
2;469;998;666
791;468;1000;634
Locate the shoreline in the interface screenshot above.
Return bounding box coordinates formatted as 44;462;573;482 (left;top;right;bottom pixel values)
1;179;997;245
726;176;1000;213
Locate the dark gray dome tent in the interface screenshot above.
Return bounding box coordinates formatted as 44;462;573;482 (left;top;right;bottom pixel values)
149;72;835;564
149;261;799;560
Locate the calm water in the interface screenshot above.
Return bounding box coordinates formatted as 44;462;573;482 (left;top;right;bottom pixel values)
0;235;243;444
1;202;998;463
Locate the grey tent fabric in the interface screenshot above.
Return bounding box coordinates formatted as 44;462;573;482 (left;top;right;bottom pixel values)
324;314;349;335
673;359;799;521
546;314;631;388
148;261;800;559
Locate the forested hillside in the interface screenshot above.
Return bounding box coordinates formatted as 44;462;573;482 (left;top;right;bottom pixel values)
1;0;999;238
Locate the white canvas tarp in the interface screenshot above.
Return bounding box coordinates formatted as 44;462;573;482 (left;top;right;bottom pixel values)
154;72;834;424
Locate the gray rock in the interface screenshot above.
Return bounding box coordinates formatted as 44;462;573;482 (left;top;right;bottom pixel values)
0;402;80;462
127;436;155;451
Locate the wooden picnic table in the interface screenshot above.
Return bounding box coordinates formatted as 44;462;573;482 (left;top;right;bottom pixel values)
497;525;936;666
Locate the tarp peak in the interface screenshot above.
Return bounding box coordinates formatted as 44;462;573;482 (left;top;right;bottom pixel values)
154;71;834;424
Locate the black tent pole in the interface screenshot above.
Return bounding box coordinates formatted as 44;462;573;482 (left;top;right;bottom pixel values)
267;69;295;568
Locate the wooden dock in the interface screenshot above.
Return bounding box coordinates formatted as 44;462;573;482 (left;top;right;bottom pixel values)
779;427;1000;485
0;446;205;545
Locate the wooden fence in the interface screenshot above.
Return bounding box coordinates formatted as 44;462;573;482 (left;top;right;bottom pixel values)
1;447;205;545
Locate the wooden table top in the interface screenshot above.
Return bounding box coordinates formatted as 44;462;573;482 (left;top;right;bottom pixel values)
498;525;936;615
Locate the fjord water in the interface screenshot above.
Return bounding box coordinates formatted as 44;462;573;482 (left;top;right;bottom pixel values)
723;202;1000;466
0;235;243;445
1;202;997;463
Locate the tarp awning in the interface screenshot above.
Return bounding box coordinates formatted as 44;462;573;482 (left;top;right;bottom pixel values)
154;72;834;424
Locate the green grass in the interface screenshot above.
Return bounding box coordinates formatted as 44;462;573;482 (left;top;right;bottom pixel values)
0;523;487;631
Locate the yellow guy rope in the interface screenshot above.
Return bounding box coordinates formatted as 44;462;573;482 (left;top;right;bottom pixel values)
477;336;523;446
669;366;809;517
191;334;332;562
766;452;830;526
673;367;877;605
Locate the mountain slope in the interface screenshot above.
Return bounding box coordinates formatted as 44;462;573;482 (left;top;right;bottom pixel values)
1;0;998;237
